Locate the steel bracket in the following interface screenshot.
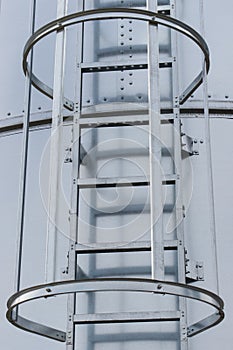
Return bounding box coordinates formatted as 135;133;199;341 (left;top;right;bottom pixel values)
185;257;204;283
181;133;199;156
80;144;88;165
64;147;72;163
60;267;69;280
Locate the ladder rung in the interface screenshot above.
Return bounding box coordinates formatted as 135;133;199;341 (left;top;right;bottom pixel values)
97;1;171;14
79;114;174;128
80;58;173;73
93;331;177;343
94;203;174;216
75;240;178;254
81;102;175;119
158;5;171;14
79;114;149;127
77;175;177;188
74;311;180;324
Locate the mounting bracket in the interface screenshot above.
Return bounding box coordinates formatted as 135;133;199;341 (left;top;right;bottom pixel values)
185;255;204;283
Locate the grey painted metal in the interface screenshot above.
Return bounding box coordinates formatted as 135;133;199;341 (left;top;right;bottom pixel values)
22;8;210;110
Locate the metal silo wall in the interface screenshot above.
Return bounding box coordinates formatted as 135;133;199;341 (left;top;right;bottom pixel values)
0;1;232;350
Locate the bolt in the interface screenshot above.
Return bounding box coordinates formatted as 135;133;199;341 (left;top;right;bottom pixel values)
157;284;162;290
46;288;52;293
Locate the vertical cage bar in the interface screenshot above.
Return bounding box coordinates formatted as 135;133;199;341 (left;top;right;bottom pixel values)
14;0;37;295
199;0;220;295
45;0;68;282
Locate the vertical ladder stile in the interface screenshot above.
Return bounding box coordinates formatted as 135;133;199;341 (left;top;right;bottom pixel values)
147;0;164;280
66;2;85;348
170;0;188;347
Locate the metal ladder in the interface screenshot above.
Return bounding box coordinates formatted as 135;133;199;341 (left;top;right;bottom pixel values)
7;1;224;349
66;1;188;349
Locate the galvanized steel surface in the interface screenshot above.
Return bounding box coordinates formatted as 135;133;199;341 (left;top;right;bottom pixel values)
0;1;233;350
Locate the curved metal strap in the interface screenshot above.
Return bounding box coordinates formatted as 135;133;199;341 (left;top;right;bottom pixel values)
22;8;210;110
9;310;66;342
6;278;224;342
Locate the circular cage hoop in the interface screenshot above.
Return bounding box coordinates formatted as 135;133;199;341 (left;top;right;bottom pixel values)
23;8;210;111
7;278;224;342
